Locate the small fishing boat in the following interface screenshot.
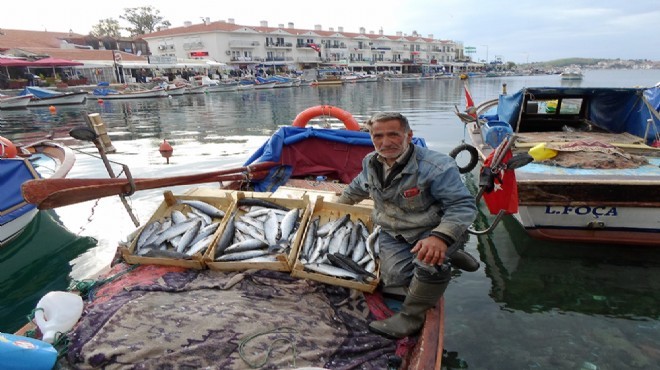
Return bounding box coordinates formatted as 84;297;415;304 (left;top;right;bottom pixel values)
456;84;660;246
92;86;168;99
0;93;33;110
0;137;75;246
16;105;449;369
560;68;584;81
17;86;87;106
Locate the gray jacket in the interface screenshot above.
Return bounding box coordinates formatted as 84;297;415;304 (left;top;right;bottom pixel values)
337;145;477;243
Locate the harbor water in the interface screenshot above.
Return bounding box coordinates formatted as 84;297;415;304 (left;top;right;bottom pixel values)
1;69;659;369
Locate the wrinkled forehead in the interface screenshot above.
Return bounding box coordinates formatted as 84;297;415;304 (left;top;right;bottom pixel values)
366;112;410;132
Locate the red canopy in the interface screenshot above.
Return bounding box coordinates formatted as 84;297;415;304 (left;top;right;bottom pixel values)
0;57;34;67
30;57;83;67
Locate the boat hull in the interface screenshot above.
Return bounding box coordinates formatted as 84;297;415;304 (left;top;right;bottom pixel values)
27;92;87;106
94;90;168;99
0;95;32;110
0;141;75;246
461;85;660;246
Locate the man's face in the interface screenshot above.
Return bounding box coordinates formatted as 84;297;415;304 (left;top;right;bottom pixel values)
370;119;413;161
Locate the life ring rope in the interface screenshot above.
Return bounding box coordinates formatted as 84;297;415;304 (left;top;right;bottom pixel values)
292;105;361;131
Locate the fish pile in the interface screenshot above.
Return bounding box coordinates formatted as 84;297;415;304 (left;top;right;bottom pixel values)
129;199;227;259
299;213;380;283
212;198;303;263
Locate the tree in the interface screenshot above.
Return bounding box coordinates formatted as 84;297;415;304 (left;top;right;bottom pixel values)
120;6;171;37
90;18;122;38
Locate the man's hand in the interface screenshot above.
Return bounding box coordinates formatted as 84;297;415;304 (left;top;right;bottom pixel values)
411;235;448;265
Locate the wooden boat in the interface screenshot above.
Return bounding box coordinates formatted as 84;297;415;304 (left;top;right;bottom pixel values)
310;75;343;86
92;86;168;99
0;138;75;246
457;84;660;246
15;106;447;369
205;81;239;93
0;93;33;110
18;86;87;106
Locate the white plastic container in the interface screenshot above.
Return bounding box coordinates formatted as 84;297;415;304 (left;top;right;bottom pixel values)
33;291;83;344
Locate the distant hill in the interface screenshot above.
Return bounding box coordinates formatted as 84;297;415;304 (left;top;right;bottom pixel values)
542;58;608;67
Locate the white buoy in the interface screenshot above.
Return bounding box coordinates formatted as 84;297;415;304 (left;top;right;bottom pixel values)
33;291;83;344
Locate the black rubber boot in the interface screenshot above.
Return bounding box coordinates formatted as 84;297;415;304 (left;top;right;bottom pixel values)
449;249;480;272
369;277;447;339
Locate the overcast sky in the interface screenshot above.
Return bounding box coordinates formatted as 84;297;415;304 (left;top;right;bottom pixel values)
2;0;658;64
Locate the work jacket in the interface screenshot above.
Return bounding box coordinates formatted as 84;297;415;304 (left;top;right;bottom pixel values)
337;145;477;244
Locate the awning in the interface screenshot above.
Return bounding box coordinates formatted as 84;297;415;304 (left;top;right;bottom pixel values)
30;57;83;67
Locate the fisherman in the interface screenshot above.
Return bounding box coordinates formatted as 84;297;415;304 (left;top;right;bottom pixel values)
336;111;479;339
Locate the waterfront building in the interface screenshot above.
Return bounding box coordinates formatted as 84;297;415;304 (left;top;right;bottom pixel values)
142;18;469;75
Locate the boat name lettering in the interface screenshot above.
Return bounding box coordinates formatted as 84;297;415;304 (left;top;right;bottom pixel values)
544;206;617;218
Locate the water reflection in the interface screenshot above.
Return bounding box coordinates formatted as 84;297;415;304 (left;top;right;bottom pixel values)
0;211;97;333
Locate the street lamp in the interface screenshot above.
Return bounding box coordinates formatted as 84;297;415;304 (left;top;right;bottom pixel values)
481;45;489;64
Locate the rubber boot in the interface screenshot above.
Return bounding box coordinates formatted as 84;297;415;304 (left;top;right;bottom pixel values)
449;249;480;272
369;277;448;339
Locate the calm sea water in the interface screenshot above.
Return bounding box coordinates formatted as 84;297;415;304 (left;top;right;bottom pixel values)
1;69;659;369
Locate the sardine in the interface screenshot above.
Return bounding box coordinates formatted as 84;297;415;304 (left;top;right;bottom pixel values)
237;198;290;211
304;263;359;280
216;249;270;261
180;199;226;219
176;219;203;253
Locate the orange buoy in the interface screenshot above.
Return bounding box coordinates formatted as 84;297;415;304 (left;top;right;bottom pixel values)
292;105;361;131
97;98;104;104
159;139;173;164
49;105;57;113
0;136;18;158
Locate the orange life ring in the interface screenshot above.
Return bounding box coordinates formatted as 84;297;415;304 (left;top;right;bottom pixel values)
0;136;18;158
292;105;361;131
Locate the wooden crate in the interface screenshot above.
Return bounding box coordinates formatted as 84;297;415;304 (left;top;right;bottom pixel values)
290;196;379;293
204;191;312;272
120;190;235;269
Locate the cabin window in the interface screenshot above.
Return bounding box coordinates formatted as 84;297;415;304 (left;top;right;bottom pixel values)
525;98;583;115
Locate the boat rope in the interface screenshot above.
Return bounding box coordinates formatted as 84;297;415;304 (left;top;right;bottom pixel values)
68;264;139;302
238;326;299;368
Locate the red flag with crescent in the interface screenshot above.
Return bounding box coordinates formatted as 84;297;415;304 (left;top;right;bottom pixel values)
481;149;519;215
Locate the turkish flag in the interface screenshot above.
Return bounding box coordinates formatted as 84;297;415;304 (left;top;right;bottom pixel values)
481;150;519;215
464;84;477;118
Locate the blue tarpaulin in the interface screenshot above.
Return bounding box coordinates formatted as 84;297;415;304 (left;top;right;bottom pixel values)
0;159;38;225
244;126;426;192
17;86;63;99
492;86;660;144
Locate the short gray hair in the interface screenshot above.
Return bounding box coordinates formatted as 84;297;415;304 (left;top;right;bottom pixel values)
365;112;411;132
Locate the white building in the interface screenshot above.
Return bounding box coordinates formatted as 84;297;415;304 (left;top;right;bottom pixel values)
142;18;465;74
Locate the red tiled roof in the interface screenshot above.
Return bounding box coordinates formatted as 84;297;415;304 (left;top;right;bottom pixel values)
0;29;86;49
143;20;440;43
8;48;147;62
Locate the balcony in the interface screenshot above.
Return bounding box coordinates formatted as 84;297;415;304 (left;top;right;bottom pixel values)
296;56;322;63
265;42;293;49
229;40;258;48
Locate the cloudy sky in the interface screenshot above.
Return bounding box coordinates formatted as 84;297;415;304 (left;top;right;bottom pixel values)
2;0;658;64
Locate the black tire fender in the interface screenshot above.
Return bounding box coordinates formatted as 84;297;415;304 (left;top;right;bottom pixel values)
449;143;479;174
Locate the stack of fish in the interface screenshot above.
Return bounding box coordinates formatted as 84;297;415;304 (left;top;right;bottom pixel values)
299;214;380;282
213;198;303;263
129;199;227;259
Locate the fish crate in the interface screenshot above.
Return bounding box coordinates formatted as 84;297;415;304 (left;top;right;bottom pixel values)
290;196;380;293
120;190;235;269
204;191;312;272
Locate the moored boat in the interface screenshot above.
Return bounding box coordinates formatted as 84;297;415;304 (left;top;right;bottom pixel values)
15;106;451;369
18;86;87;106
0;138;75;246
560;68;584;80
0;93;33;110
92;86;168;99
456;84;660;246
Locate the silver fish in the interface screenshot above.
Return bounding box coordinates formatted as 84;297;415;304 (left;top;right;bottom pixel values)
216;249;270;262
180;200;226;219
176;219;203;253
278;208;299;243
263;209;280;246
185;234;214;256
223;238;268;254
304;263;359;280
